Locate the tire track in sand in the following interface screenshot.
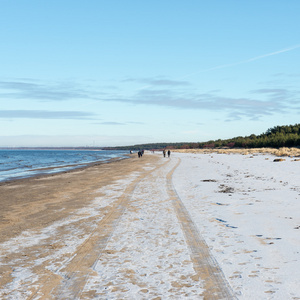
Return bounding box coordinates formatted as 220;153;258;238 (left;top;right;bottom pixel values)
29;159;168;300
167;157;237;300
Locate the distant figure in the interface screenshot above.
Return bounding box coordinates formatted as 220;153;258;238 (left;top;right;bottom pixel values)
163;150;166;157
130;150;133;154
138;151;141;158
168;150;171;157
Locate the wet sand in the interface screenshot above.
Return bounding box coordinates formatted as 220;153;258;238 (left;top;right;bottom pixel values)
0;156;139;244
0;155;150;291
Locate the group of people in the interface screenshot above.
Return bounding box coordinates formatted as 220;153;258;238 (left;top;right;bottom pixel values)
138;150;144;158
132;149;170;158
163;149;171;157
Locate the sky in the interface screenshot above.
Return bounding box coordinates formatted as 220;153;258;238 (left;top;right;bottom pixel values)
0;1;299;147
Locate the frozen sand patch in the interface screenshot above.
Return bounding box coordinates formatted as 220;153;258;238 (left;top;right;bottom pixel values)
81;158;205;299
0;173;140;299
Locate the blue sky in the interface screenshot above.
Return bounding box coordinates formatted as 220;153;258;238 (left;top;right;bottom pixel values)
1;1;299;147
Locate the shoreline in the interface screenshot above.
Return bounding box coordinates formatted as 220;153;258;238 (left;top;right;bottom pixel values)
0;153;141;244
0;154;131;185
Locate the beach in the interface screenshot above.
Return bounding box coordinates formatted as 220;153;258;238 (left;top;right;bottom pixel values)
0;151;299;299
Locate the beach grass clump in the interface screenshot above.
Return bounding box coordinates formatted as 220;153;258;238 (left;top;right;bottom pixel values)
173;147;300;157
274;147;300;157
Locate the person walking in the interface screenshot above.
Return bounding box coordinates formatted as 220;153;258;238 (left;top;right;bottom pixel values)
163;149;166;157
167;150;171;157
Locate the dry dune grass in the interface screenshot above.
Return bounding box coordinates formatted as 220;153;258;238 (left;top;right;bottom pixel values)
172;147;300;157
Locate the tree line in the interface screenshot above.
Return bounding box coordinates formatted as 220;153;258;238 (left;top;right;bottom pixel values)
103;123;300;150
198;123;300;149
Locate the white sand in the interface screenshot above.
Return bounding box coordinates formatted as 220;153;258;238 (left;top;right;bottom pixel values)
172;152;300;299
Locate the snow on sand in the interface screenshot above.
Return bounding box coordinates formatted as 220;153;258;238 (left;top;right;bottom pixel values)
172;152;300;299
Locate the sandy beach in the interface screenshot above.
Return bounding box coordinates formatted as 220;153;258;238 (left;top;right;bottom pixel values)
0;151;299;299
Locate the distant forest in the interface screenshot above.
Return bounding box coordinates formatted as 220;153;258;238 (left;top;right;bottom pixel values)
104;123;300;151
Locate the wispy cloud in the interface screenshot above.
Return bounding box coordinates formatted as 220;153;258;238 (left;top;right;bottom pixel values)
93;121;126;125
271;72;300;78
251;88;300;102
252;89;289;94
99;85;299;121
181;44;300;78
127;121;144;125
242;44;300;63
123;77;190;87
0;110;96;120
0;80;90;101
92;121;144;126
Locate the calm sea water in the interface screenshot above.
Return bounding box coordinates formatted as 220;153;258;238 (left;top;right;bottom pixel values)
0;149;129;182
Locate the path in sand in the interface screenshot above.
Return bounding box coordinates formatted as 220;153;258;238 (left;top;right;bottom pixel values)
0;154;235;299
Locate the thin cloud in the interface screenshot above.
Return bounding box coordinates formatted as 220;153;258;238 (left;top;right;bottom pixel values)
128;121;144;125
243;44;300;63
94;122;126;125
123;77;190;86
272;73;300;78
181;44;300;79
0;80;90;101
251;89;289;94
0;110;96;120
99;86;295;121
93;121;144;126
251;88;291;98
251;88;300;102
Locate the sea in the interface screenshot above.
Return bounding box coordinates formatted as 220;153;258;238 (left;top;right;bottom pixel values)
0;149;129;182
